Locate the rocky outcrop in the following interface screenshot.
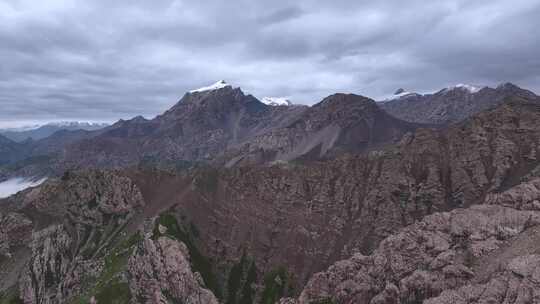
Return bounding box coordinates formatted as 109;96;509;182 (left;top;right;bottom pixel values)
485;178;540;210
19;225;101;304
0;212;32;258
293;204;539;304
0;170;146;303
127;236;219;304
283;165;540;304
426;254;540;304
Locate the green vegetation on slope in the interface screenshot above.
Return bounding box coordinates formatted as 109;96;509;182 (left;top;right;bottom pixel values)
260;267;294;304
71;232;142;304
153;213;222;299
225;252;259;304
0;287;23;304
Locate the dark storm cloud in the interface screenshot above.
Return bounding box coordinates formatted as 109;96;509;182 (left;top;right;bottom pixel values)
0;0;539;127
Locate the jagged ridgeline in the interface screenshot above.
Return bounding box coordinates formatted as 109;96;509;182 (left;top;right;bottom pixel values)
1;82;540;304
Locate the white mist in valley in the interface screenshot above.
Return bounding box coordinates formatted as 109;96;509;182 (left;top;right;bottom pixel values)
0;177;47;198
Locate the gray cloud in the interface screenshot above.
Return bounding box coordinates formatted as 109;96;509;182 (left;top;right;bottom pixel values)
0;0;539;127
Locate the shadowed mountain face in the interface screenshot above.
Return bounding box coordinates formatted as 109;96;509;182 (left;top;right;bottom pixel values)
380;83;538;124
219;93;424;166
0;135;26;166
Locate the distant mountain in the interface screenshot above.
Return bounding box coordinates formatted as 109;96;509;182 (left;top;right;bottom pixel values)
222;93;425;166
379;82;538;124
0;134;27;166
261;97;292;106
59;81;307;169
61;85;426;169
0;121;109;142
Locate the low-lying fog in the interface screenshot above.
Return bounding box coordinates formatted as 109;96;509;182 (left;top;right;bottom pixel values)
0;177;47;198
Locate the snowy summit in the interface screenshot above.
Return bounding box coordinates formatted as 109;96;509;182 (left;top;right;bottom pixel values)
445;84;484;94
261;97;292;106
380;88;419;102
190;80;232;93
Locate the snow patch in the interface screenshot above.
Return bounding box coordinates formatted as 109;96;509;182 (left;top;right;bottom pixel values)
190;80;231;93
261;97;292;106
380;90;420;102
446;84;484;94
0;121;109;132
0;177;47;199
45;121;109;128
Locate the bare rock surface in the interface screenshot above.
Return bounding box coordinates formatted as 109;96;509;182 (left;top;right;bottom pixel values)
285;174;540;304
425;254;540;304
1;170;146;303
127;236;219;304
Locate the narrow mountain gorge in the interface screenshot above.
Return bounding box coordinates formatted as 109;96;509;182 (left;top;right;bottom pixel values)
1;82;540;304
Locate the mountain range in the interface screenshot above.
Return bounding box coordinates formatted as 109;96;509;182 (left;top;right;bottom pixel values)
0;122;109;142
1;81;540;304
380;82;538;124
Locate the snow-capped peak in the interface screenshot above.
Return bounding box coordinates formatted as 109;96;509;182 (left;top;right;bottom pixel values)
44;121;109;128
380;89;419;102
394;90;417;99
189;80;231;93
0;121;108;132
445;84;483;94
261;97;292;106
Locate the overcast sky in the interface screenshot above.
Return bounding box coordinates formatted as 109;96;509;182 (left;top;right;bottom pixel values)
1;0;539;127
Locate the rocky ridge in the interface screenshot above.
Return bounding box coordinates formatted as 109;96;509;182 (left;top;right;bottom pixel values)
281;177;540;304
380;83;538;124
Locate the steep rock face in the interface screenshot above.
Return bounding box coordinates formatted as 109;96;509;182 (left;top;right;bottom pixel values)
0;212;32;259
380;83;538;124
294;204;540;304
128;236;219;304
19;225;97;304
425;255;540;304
285;175;540;304
14;170;145;228
223;93;422;166
0;170;146;303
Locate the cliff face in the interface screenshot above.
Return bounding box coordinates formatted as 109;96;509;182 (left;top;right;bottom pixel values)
282;178;540;304
128;236;219;304
0;170;218;304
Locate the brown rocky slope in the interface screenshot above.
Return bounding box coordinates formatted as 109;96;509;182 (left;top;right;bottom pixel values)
2;98;540;303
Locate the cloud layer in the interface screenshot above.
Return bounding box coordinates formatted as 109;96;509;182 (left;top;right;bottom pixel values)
1;0;539;125
0;177;46;198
